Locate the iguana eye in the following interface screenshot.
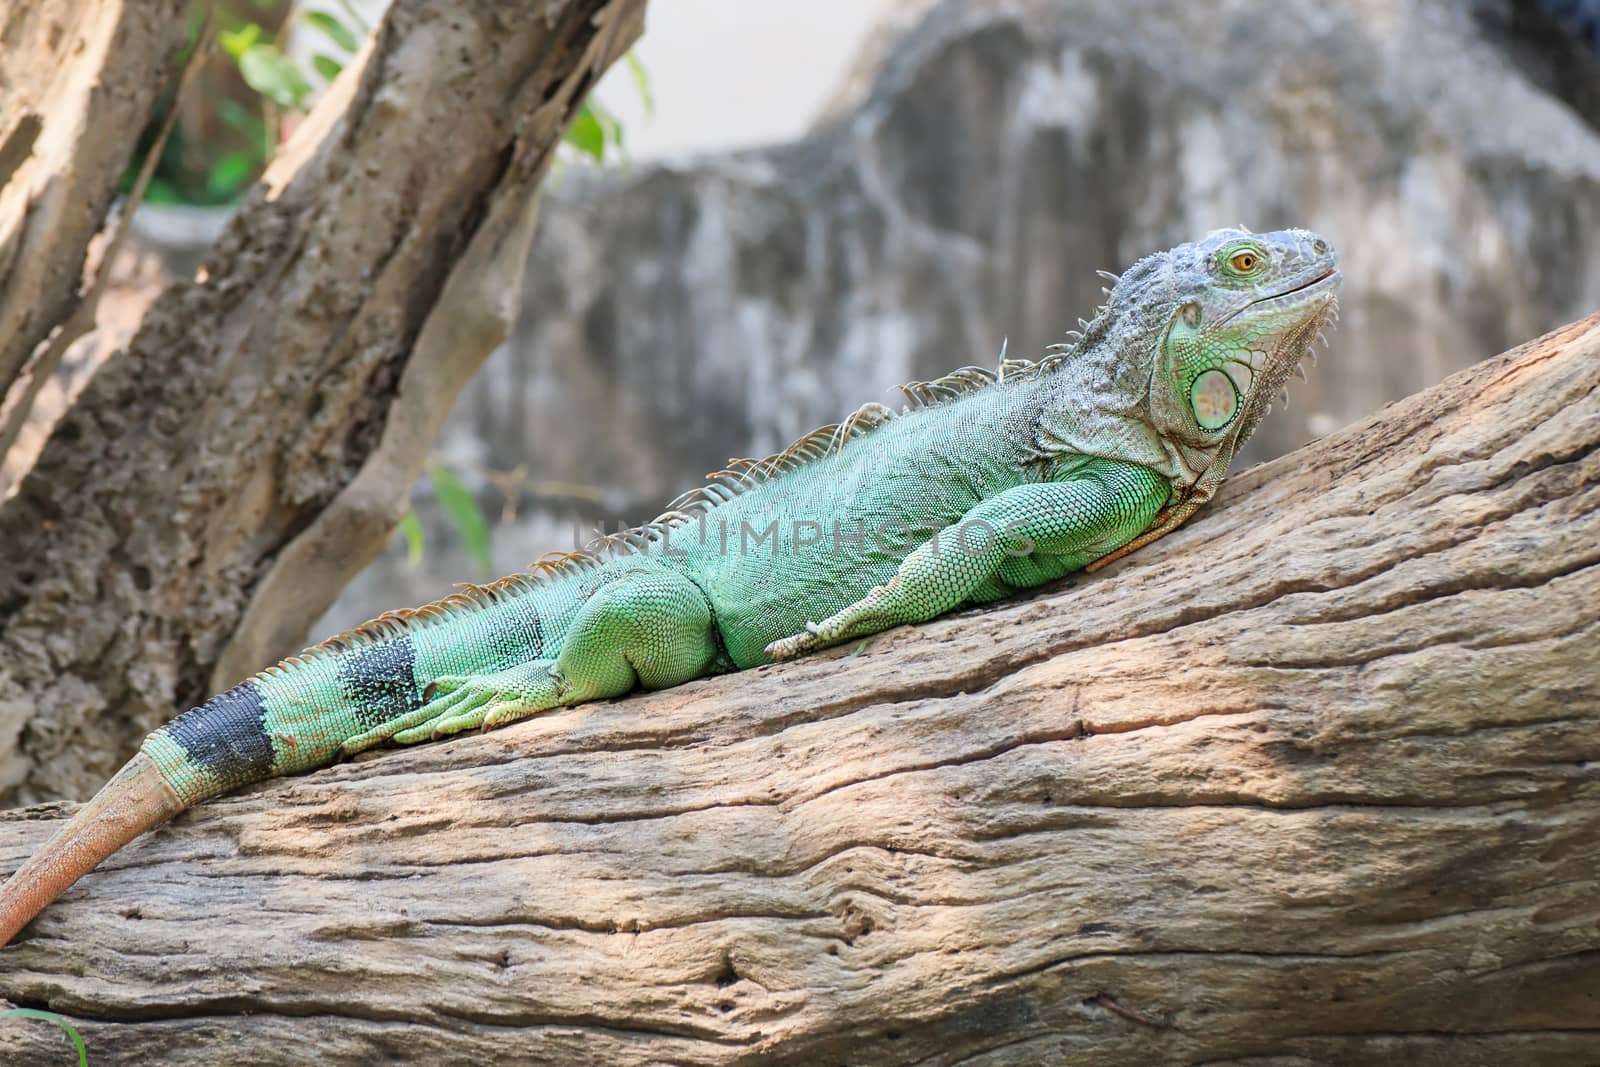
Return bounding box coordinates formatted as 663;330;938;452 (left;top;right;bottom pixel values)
1229;250;1260;273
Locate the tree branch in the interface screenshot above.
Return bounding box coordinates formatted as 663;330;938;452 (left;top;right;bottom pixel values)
0;6;214;471
0;315;1595;1064
0;0;188;419
0;0;648;805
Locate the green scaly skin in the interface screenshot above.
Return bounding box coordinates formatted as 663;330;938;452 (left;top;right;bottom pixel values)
0;228;1341;941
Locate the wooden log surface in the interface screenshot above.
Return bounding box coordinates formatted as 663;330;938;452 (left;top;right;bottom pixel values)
0;316;1597;1064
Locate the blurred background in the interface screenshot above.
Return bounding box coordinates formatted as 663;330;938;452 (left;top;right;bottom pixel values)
84;0;1600;632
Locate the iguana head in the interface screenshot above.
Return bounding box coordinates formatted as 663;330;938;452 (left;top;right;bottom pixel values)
1037;226;1339;493
1032;227;1341;572
1141;227;1341;452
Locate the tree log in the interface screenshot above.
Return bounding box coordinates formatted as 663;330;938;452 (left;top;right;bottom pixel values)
0;315;1596;1064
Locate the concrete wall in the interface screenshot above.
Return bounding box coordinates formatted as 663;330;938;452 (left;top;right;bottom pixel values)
321;0;1600;632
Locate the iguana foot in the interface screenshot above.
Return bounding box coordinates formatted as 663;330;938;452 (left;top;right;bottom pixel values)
764;627;819;662
765;587;896;661
355;660;562;748
340;697;467;755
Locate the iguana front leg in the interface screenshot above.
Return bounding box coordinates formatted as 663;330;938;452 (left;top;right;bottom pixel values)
1084;442;1229;573
764;460;1168;660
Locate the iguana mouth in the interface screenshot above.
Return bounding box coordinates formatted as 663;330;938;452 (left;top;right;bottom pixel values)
1272;267;1340;299
1216;267;1341;327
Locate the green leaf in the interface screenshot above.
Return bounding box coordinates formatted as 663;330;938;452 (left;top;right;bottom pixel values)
218;97;267;140
625;52;654;116
396;511;425;568
564;103;606;163
0;1008;88;1067
206;151;257;200
311;53;345;81
220;22;263;60
564;99;626;164
430;465;492;575
144;176;182;205
592;99;624;154
303;10;360;53
218;97;271;160
238;44;314;110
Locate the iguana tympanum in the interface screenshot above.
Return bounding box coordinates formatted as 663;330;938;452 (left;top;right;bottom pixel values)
0;228;1340;944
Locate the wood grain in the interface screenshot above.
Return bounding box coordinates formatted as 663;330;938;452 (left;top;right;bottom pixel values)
0;316;1597;1064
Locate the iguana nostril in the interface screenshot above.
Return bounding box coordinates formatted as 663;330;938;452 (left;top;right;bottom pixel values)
1313;239;1329;255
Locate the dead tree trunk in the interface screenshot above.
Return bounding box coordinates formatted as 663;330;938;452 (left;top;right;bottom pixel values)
0;0;647;806
0;316;1594;1065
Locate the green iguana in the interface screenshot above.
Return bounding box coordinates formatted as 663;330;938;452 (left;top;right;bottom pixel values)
0;227;1340;944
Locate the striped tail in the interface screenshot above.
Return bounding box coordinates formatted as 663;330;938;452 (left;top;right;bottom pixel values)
0;650;417;945
0;569;551;945
0;752;184;945
0;669;388;946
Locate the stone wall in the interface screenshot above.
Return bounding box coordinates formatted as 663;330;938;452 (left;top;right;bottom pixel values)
322;0;1600;631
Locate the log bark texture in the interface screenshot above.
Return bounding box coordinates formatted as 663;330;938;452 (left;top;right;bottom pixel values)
0;316;1596;1065
0;0;647;806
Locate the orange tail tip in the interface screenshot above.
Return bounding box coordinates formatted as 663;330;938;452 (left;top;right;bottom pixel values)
0;752;184;946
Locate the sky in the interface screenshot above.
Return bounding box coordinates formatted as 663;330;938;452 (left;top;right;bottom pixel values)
590;1;893;159
314;1;893;161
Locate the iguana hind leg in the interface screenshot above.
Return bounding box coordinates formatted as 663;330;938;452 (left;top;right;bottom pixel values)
381;570;719;744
